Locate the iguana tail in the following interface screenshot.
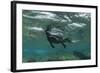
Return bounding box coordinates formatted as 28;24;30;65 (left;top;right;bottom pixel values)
63;38;72;43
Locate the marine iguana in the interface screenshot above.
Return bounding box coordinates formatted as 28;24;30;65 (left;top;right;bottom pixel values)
45;25;72;48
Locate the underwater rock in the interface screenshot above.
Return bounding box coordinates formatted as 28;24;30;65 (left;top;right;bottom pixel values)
27;58;37;62
47;56;64;61
73;51;90;59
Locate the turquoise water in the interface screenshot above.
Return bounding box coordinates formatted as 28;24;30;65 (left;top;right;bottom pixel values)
22;10;91;63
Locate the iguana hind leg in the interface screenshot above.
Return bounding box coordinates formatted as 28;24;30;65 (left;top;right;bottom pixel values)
61;42;66;48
